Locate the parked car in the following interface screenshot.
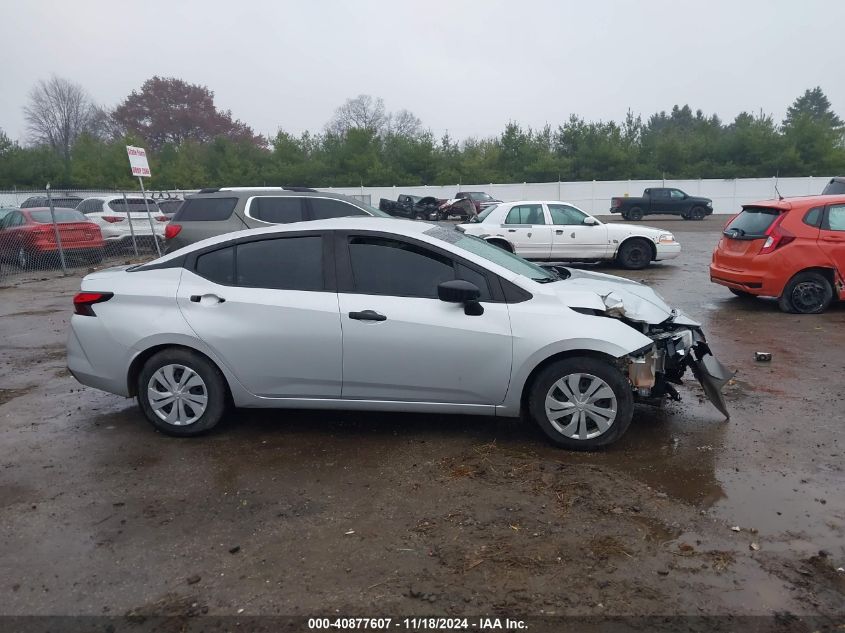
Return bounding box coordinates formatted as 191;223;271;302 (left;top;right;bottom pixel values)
155;198;184;218
456;200;680;269
164;187;390;252
379;194;444;220
19;194;85;209
0;208;16;223
821;177;845;195
456;191;502;214
437;197;478;221
76;196;168;251
710;195;845;314
0;207;104;267
67;217;731;450
610;188;713;221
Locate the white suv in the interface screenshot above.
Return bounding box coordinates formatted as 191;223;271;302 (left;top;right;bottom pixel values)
76;196;167;251
457;201;681;269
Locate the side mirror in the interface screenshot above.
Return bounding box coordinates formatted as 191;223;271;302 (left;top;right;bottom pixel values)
583;216;599;226
438;279;484;315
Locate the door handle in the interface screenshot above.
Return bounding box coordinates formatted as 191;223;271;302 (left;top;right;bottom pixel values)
507;229;516;232
349;310;387;322
190;294;226;304
555;229;564;235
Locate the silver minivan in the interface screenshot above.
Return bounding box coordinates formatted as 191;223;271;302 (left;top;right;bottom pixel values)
164;187;390;252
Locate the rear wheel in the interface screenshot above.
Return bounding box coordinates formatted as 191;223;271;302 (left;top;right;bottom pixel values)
616;238;652;269
778;271;833;314
620;211;630;220
627;207;644;221
137;348;228;436
528;357;633;450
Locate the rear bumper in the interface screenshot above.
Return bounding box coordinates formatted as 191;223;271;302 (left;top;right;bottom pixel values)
67;317;131;397
709;263;775;296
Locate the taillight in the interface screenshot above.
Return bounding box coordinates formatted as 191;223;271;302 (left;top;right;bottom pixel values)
759;214;795;255
611;197;620;208
73;292;113;316
102;216;125;223
164;224;182;239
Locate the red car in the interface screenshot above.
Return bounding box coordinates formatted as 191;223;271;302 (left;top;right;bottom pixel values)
710;195;845;313
0;207;105;268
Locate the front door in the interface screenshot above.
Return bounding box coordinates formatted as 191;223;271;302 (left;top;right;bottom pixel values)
500;203;552;259
820;204;845;299
177;234;343;398
548;204;609;259
336;234;513;405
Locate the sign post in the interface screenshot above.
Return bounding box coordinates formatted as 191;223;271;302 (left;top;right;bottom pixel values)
126;146;161;258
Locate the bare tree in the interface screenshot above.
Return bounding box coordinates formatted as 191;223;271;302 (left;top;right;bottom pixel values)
23;76;94;161
326;94;387;136
88;105;126;141
386;109;423;138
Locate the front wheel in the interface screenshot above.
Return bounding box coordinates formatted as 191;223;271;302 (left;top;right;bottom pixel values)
528;357;633;450
616;238;652;269
690;206;706;220
137;348;228;436
778;271;833;314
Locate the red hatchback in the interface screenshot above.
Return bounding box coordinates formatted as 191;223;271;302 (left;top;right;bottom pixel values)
710;195;845;313
0;207;105;268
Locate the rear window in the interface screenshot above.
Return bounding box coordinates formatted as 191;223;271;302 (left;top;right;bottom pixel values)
175;197;238;222
821;179;845;195
249;197;305;223
29;209;87;223
725;207;781;238
236;236;323;290
107;199;161;213
310;197;367;220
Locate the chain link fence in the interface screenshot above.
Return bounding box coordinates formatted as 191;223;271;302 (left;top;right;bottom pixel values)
0;189;192;285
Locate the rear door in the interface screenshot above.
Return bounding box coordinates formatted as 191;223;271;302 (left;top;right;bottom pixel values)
649;189;671;213
548;204;609;259
819;204;845;298
500;203;552;259
169;197;242;251
177;232;343;398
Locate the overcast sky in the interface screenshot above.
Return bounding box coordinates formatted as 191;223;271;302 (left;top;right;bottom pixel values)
3;0;845;144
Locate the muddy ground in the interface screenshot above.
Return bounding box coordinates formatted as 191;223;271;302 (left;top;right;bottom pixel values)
0;216;843;627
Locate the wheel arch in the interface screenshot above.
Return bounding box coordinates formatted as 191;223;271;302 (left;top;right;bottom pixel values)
484;237;514;252
780;266;838;297
615;235;657;261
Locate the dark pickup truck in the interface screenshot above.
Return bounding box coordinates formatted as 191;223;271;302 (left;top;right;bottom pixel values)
378;194;443;220
610;188;713;221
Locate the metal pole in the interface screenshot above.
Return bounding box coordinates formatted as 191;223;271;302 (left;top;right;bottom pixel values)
121;191;139;257
45;186;68;275
137;177;162;257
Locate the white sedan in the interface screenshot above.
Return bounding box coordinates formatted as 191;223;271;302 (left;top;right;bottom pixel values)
457;201;681;269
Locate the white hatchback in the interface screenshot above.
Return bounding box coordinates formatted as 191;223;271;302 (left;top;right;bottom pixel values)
457;201;681;269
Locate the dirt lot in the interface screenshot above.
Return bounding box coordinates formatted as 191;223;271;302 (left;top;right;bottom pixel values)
0;216;843;627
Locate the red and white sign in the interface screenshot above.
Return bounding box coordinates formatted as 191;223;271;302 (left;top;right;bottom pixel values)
126;145;151;178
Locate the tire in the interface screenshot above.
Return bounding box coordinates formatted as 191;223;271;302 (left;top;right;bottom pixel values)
88;248;104;264
137;348;228;436
616;238;653;270
528;357;634;450
487;239;513;252
778;271;833;314
414;211;426;221
627;207;644;221
690;206;706;220
729;288;753;298
620;212;630;221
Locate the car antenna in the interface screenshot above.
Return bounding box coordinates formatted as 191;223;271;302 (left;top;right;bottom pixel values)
774;171;784;200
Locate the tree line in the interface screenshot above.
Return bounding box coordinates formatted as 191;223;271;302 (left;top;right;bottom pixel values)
1;76;843;191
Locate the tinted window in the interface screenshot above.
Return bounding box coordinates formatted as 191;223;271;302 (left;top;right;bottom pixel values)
821;179;845;195
236;236;323;290
803;207;823;227
825;205;845;231
29;209;87;223
505;204;545;225
651;189;669;199
249;197;305;223
108;198;160;213
475;204;498;222
725;207;782;237
196;247;234;285
78;199;103;214
348;236;454;298
175;197;238;222
310;198;367;220
670;189;685;199
548;204;587;225
456;263;492;301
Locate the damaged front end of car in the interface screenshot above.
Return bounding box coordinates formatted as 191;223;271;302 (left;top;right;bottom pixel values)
625;324;733;418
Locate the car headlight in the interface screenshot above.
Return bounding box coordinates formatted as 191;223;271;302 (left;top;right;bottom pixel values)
658;233;675;243
706;201;713;207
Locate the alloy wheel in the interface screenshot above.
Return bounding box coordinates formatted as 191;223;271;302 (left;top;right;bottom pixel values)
147;364;208;426
791;281;826;313
544;373;618;440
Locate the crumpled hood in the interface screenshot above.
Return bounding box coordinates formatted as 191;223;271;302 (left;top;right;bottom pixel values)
553;267;700;326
